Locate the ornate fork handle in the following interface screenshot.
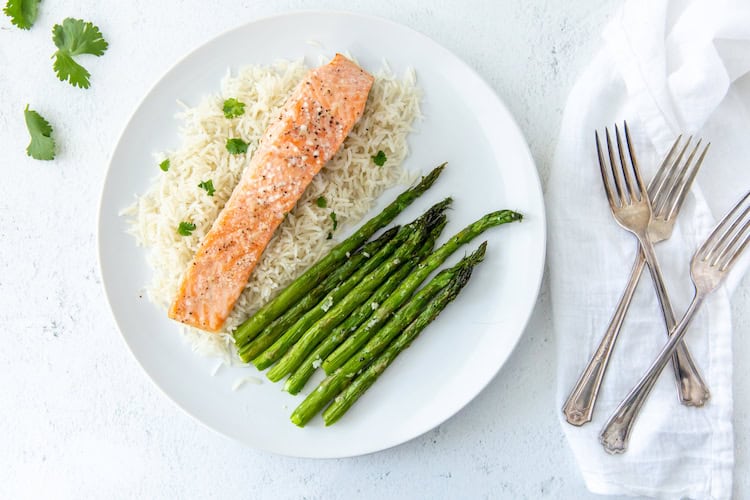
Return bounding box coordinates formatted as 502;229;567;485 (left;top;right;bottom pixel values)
600;295;704;453
638;233;710;407
563;245;709;426
563;249;643;426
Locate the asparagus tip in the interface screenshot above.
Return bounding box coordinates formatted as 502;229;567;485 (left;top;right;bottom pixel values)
454;262;476;291
429;215;448;237
462;240;488;266
414;163;447;190
356;225;401;257
379;225;401;240
448;247;485;299
418;198;453;230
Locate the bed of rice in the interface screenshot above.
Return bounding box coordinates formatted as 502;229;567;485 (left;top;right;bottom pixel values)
124;59;421;362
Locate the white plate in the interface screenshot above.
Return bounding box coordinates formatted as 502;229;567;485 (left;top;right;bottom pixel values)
98;11;546;458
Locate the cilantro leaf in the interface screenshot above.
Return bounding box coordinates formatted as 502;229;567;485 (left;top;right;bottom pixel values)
52;18;108;89
3;0;40;29
177;221;196;236
198;179;215;196
53;51;91;89
53;18;108;56
371;150;387;167
159;159;170;172
316;196;327;208
24;104;55;160
226;138;248;154
222;98;246;118
330;211;338;231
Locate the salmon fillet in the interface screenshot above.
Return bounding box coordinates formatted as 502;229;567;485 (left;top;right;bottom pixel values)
169;54;374;332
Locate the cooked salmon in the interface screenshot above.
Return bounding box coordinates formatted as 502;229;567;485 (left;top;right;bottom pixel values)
169;54;375;332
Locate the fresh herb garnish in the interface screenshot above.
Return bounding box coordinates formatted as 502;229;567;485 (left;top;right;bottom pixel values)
198;179;215;196
330;211;338;231
371;150;387;167
177;221;196;236
222;98;246;118
3;0;40;29
52;18;108;89
159;159;170;172
327;232;333;240
24;104;55;160
226;138;248;154
316;196;327;208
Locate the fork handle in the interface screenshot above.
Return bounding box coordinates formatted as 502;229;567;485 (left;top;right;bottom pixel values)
562;251;644;426
600;294;704;453
637;237;710;407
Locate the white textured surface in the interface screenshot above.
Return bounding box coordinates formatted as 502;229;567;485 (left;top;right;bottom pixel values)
1;1;747;498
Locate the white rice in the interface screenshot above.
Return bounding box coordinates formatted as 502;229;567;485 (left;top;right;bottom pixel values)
124;59;421;361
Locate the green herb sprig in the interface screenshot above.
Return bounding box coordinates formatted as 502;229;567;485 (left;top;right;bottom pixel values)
24;104;55;160
223;98;246;118
52;18;108;89
199;180;216;196
178;222;196;236
3;0;40;29
226;138;248;154
371;150;387;167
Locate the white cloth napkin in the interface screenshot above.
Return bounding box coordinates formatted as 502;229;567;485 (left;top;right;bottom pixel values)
547;0;750;498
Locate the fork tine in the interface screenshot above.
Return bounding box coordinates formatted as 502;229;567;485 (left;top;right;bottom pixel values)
596;130;618;210
654;139;702;217
710;203;750;266
606;128;627;205
717;217;750;270
648;134;692;204
615;124;638;202
623;122;649;203
648;134;692;194
697;191;750;260
665;142;710;221
648;135;685;199
723;227;750;272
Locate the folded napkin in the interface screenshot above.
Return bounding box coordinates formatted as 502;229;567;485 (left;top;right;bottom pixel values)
547;0;750;498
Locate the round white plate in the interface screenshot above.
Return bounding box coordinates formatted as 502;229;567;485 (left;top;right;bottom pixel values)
98;11;545;458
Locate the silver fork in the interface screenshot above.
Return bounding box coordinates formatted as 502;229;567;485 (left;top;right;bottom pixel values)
563;128;711;426
601;190;750;453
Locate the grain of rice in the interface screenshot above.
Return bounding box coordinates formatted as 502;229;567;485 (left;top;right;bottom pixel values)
232;376;263;391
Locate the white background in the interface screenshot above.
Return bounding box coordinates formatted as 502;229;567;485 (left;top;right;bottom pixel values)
1;1;747;498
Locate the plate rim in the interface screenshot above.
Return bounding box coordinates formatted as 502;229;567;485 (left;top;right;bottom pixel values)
97;9;547;458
